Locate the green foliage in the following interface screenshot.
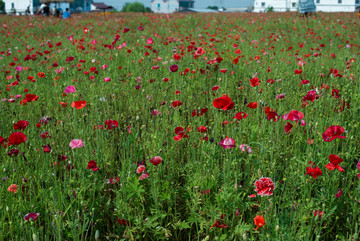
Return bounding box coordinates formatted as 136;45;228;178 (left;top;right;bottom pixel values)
265;6;274;12
121;2;151;13
0;0;5;14
207;6;219;10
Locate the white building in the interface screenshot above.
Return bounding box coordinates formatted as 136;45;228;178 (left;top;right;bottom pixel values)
3;0;34;14
254;0;360;12
151;0;194;13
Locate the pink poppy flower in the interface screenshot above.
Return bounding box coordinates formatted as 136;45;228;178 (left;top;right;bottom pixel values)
254;177;275;196
24;212;40;221
104;77;111;82
239;144;253;153
151;109;161;116
69;139;84;149
219;137;236;149
146;38;153;44
139;172;150;180
137;165;146;174
64;85;76;93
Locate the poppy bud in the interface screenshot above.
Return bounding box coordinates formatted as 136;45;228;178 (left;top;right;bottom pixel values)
276;225;279;232
95;230;100;240
242;233;247;240
32;233;39;241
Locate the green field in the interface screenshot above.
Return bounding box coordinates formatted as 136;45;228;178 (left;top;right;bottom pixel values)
0;12;360;240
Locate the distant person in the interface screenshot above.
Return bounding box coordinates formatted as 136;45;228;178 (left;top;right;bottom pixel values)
25;5;30;15
43;4;50;16
63;8;71;19
299;0;316;17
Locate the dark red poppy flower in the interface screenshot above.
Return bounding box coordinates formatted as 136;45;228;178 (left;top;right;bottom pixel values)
58;155;67;161
192;108;208;117
266;111;280;122
7;149;19;157
233;112;248;120
325;154;344;172
24;213;39;221
199;189;210;194
247;102;258;109
40;131;51;139
332;89;340;98
335;189;343;198
213;96;234;110
294;69;302;75
13;120;29;130
43;144;51;153
322;125;346;142
117;218;130;226
105;119;119;130
254;177;275;196
71;101;87;109
87;160;99;171
0;136;7;148
8;132;27;145
250;77;261;87
303;90;319;103
171;100;183;108
210;214;227;229
150;156;162;166
304;165;323;179
169;64;179;72
284;122;293;134
197;126;207;133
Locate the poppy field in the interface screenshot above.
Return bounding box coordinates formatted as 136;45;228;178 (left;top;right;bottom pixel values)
1;12;360;240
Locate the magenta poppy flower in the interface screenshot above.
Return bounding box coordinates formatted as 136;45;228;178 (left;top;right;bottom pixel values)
169;64;179;72
150;156;162;166
104;77;111;82
254;177;275;196
64;85;76;93
322;125;346;142
219;137;236;149
69;139;84;149
24;212;39;221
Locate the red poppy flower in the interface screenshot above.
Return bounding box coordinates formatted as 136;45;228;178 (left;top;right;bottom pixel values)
254;215;264;230
322;125;346;142
139;172;149;180
24;213;40;221
294;69;302;75
59;102;68;107
196;126;207;133
233;112;248;120
87;160;99;171
8;132;27;145
105;119;119;130
304;165;323;179
211;85;220;91
117;219;130;226
37;72;45;78
266;111;280;122
150;156;162;166
247;102;258;109
173;127;189;141
195;47;205;56
171;100;183;108
312;210;324;218
24;94;39;102
335;189;343;198
137;165;146;173
42;144;51;153
71;101;87;109
254;177;275;196
325;154;344;172
213;96;234;110
250;77;261;87
13;120;29;130
0;136;8;148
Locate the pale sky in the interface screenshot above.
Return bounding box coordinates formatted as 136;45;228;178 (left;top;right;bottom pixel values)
103;0;253;11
